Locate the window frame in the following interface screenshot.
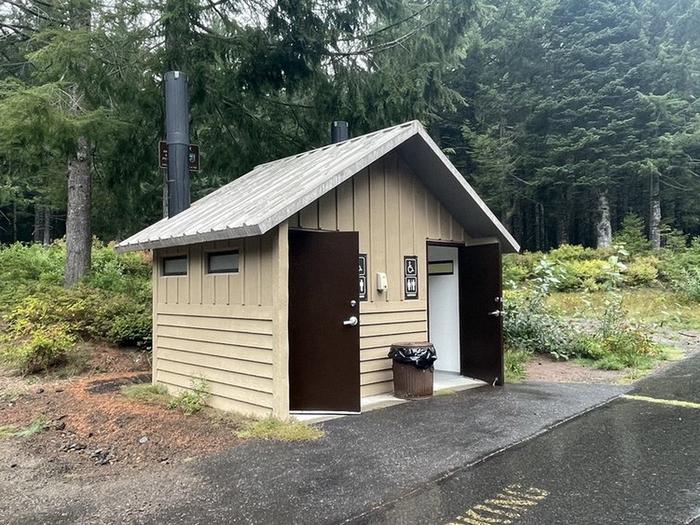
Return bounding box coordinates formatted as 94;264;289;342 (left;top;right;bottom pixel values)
162;255;188;277
428;260;455;276
206;249;240;275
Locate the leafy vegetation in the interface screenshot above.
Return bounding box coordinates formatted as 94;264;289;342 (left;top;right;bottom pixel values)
0;0;698;258
0;416;48;439
504;234;700;300
122;380;210;415
501;239;698;374
0;242;151;375
574;296;661;370
237;417;325;442
121;383;171;405
504;350;529;383
168;379;210;416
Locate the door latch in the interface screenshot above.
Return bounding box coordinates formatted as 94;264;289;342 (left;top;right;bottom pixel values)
343;315;359;326
488;310;505;317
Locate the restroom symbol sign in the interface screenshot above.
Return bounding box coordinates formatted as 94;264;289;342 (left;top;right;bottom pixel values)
404;256;419;299
405;258;417;276
405;277;418;299
358;254;368;301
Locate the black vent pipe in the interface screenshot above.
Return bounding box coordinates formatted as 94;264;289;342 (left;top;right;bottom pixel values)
331;121;349;144
165;71;191;218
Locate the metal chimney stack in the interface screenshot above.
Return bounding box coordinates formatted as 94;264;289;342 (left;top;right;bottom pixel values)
331;121;349;144
165;71;191;217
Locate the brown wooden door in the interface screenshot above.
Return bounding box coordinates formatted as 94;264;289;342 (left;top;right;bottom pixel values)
458;243;505;385
288;229;361;412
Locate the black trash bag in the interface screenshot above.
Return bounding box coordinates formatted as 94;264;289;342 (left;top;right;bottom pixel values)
388;344;437;370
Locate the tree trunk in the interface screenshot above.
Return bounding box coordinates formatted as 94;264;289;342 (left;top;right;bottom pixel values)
558;189;570;245
65;135;92;287
33;204;43;243
64;0;92;287
12;202;18;242
558;216;569;245
596;191;612;248
42;206;51;246
649;169;661;250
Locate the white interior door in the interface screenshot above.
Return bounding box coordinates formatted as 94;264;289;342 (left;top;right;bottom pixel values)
428;245;460;373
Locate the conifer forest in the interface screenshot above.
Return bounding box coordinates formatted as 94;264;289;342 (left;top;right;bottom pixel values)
1;1;699;261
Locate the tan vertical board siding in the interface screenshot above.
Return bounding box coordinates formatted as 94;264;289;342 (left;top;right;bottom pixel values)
318;191;337;230
299;201;319;229
369;161;387;303
384;154;401;302
336;180;354;231
292;150;467;397
153;236;275;417
353;169;371;299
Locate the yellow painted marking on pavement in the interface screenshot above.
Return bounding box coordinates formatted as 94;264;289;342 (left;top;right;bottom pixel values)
473;504;521;519
462;508;511;524
448;485;550;525
622;394;700;409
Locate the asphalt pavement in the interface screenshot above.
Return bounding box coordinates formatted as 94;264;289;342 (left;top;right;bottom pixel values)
351;354;700;525
3;379;627;524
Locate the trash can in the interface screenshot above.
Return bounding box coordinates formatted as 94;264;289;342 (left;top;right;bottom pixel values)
388;342;437;399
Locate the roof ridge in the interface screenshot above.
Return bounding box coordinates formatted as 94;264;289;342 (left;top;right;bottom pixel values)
252;120;420;171
188;120;421;209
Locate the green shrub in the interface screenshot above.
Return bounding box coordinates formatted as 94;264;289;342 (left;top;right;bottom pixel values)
86;241;151;296
613;214;650;255
582;295;660;369
502;258;530;287
503;289;579;360
504;349;530;382
556;259;608;290
671;269;700;303
548;244;609;261
168;379;209;415
624;257;659;286
1;325;75;374
0;242;153;375
108;311;152;349
661;227;688;252
659;237;700;282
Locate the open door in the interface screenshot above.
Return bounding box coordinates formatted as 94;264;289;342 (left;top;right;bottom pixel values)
458;243;505;385
288;229;361;412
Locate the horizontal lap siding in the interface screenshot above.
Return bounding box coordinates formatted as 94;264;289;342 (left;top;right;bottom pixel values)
153;235;275;416
359;301;428;396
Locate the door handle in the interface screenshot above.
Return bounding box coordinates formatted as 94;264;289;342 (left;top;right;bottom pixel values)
488;310;505;317
343;315;359;326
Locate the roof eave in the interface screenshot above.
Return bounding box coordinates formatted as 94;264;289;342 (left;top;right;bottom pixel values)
116;224;265;253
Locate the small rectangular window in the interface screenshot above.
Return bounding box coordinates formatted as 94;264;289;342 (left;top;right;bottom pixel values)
428;260;454;276
207;250;239;274
162;255;187;276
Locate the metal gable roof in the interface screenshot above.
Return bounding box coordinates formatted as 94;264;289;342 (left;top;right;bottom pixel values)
117;120;520;253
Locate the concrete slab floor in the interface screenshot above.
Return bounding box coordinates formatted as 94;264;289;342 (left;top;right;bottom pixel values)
292;372;485;424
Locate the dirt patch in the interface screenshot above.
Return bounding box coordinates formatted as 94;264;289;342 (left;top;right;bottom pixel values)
525;329;700;384
0;345;247;479
86;373;151;394
82;342;151;374
525;354;626;384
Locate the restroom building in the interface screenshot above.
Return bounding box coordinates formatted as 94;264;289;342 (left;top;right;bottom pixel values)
117;120;520;418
